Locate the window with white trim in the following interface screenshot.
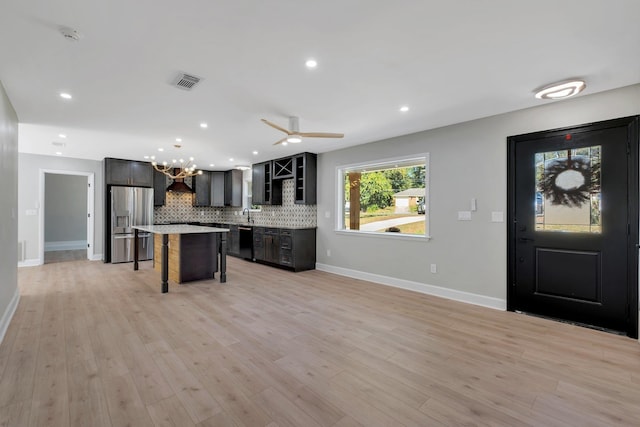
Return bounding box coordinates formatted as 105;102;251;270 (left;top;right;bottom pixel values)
337;155;429;237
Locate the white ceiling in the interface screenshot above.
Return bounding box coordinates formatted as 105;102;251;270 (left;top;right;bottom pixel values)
1;0;639;169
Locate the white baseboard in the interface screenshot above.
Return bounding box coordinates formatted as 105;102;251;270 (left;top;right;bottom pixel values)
45;240;87;251
90;253;103;261
0;287;20;346
315;263;506;311
18;259;42;267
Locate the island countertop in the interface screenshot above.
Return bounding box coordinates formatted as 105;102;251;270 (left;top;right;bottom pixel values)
133;224;230;234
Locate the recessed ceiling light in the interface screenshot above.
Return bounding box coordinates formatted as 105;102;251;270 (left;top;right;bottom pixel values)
399;106;410;112
209;163;215;167
200;123;208;128
282;142;288;146
235;165;251;171
151;155;156;160
305;59;318;69
144;156;149;159
176;137;182;142
252;151;258;155
58;133;67;139
534;80;586;100
158;148;164;152
55;152;63;156
229;158;234;162
59;92;72;99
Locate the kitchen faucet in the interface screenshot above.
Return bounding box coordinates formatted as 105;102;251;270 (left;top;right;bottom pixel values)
242;208;251;223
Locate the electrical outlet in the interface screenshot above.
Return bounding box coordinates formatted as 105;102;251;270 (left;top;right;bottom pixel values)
430;264;437;273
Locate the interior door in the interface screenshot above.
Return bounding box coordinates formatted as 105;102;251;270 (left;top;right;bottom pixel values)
508;116;638;337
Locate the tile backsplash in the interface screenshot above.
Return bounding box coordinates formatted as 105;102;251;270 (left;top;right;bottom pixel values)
154;179;317;228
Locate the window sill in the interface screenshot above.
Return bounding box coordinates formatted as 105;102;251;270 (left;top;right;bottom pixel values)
334;229;431;241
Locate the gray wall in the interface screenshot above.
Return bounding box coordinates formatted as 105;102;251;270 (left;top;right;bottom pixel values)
316;84;640;306
18;154;103;262
0;81;19;341
44;174;88;245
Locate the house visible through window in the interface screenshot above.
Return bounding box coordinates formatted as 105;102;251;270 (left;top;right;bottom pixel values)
337;155;428;237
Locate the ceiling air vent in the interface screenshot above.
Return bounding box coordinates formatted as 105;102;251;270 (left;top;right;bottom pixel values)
172;73;202;91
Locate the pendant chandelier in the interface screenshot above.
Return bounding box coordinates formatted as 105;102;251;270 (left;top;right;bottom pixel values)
150;145;203;179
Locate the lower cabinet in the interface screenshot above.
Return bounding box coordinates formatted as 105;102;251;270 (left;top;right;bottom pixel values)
227;224;240;257
252;226;315;271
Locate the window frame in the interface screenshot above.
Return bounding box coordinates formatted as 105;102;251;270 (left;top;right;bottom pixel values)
335;153;431;240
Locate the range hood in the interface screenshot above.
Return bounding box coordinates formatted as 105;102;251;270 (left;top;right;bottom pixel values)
166;169;193;193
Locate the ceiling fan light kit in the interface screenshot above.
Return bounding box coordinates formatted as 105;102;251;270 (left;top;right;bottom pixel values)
261;116;344;145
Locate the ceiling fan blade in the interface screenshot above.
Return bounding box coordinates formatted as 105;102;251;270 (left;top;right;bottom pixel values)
299;132;344;138
261;118;291;135
272;137;288;146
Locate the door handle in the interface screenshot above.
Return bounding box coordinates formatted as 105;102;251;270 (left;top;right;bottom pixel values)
519;237;534;243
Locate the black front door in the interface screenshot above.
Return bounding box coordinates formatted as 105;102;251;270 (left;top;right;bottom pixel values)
508;116;639;338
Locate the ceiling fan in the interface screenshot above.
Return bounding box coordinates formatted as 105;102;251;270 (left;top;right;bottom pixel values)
261;116;344;145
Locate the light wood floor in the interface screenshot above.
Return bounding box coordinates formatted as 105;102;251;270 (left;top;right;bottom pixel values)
2;259;640;426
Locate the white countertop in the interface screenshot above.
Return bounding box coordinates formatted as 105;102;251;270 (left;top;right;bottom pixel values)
133;224;230;234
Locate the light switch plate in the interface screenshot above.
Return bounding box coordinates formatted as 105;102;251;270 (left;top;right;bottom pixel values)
491;211;504;222
458;211;472;221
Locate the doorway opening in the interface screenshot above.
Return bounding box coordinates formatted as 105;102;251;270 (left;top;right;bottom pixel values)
39;169;95;264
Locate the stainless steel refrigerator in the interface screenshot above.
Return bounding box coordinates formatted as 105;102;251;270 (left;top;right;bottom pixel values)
110;186;154;263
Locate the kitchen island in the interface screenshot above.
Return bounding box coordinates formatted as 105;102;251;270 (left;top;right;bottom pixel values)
132;224;230;293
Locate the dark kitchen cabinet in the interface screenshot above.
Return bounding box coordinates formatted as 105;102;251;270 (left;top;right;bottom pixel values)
252;161;282;205
273;156;294;179
253;227;264;260
105;158;153;187
224;169;243;207
293;152;317;204
263;228;280;264
211;171;225;207
226;224;240;256
252;227;316;271
153;170;167;206
192;171;211;207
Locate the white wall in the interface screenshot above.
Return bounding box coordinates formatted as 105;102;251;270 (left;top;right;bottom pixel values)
0;81;19;344
316;84;640;308
18;154;103;264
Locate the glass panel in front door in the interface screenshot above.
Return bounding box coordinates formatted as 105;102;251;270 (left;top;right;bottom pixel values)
534;145;601;233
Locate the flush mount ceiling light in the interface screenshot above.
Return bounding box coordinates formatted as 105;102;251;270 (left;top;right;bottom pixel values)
534;80;586;100
200;123;208;129
59;26;83;42
399;106;410;112
59;92;72;99
286;135;302;143
305;59;317;69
